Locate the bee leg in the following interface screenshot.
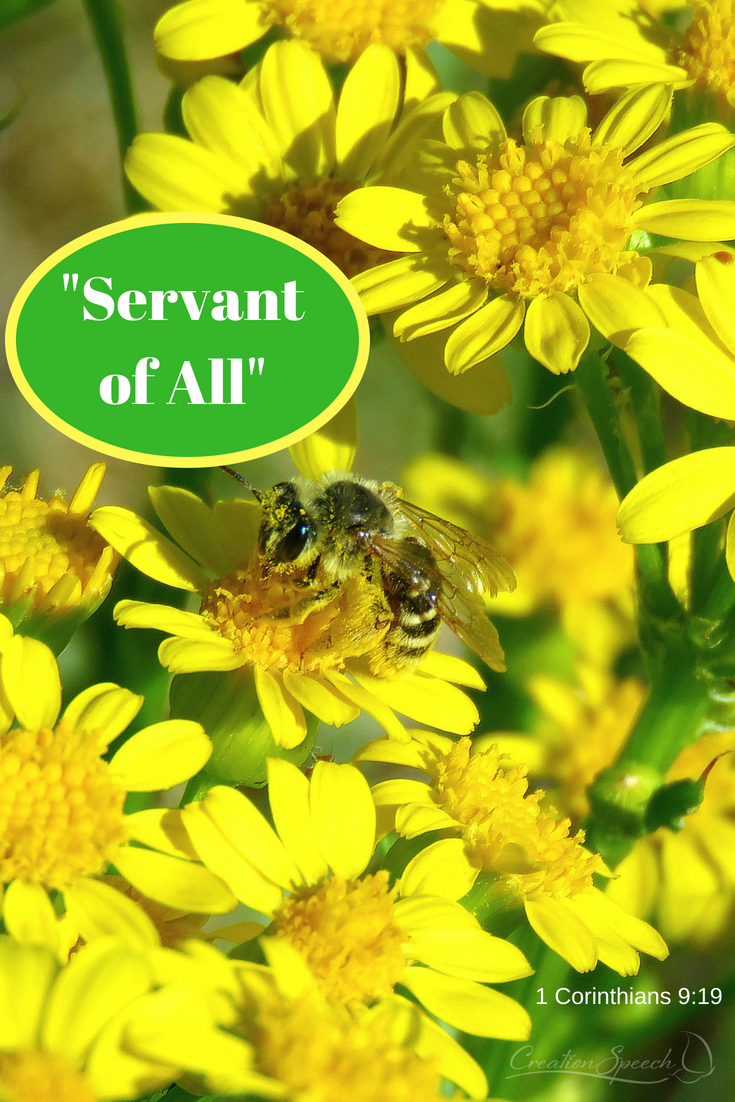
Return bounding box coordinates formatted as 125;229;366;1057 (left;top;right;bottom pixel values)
262;582;341;624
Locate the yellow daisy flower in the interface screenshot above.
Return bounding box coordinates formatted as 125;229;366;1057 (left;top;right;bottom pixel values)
608;732;735;945
153;0;554;80
536;0;735;104
0;465;116;649
131;938;490;1100
89;464;496;750
180;758;534;1041
403;448;635;623
127;40;454;279
362;735;669;974
336;85;735;386
0;935;210;1102
0;616;236;956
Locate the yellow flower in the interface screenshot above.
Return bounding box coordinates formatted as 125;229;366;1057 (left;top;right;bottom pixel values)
402;449;635;655
132;938;490;1100
0;617;236;956
0;465;116;647
0;935;212;1102
153;0;553;78
537;0;735;104
180;758;534;1041
363;735;669;974
90;472;494;749
127;41;453;279
608;732;735;945
336;86;735;386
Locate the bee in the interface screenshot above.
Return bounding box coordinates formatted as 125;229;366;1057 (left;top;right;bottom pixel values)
220;467;516;674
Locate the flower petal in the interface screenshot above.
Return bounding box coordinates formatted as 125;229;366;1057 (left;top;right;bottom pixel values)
443;91;506;150
63;683;143;747
524;291;590;373
148;485;233;575
3;880;60;953
353;737;426;768
289;398;357;481
125;133;240;214
625;327;735;418
154;0;268;60
396;802;462;838
417;650;485;689
282;671;360;727
42;936;152;1060
125;808;199;861
309;761;376;879
574;888;668;960
198;784;300;889
336;186;436;252
592;83;672;158
696;254;735;358
2;636;60;730
401;966;531;1039
634;200;735;241
181;799;283;915
267;757;328;885
158;635;244;673
618;447;735;543
109;720;212;791
90;506;208;591
0;939;58;1049
631;124;735;191
583;57;688;94
325;671;409;741
394;280;488;343
353;670;479;735
578;274;666;347
254;666;308;749
182;75;281;180
113;846;237;914
525;895;598;971
444;296;525;374
63;879;159;951
522;95;587;145
352;255;452;314
401;838;479;902
336;45;400;179
114;599;213;640
210;497;261;572
260;40;336;177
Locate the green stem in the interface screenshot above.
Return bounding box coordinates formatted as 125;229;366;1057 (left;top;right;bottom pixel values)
609;346;666;475
81;0;145;213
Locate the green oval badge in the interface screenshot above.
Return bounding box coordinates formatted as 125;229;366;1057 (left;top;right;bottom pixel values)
5;214;369;466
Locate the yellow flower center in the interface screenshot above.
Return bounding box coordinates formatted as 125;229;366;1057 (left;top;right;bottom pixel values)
0;1052;96;1102
264;0;445;63
680;0;735;101
253;993;442;1102
444;132;640;298
200;559;392;675
432;740;601;897
262;179;396;278
0;721;128;889
0;471;110;613
270;873;406;1003
491;449;634;606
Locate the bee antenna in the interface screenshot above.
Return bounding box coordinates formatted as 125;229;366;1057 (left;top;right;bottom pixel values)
219;465;263;502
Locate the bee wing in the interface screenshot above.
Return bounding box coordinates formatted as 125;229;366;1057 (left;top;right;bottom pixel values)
437;581;506;672
394;498;516;598
367;532;444;593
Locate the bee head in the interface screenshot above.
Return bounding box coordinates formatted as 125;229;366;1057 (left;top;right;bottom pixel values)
258;482;317;567
313;479;394;577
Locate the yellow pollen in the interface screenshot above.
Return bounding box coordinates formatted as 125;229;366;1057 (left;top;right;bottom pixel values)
680;1;735;101
200;559;392;676
0;470;111;613
264;0;445;63
252;993;443;1102
432;740;601;897
0;1052;96;1102
270;873;406;1004
262;179;397;278
0;720;127;890
444;132;641;298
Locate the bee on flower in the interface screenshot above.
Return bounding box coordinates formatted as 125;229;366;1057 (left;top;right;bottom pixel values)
336;84;735;395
